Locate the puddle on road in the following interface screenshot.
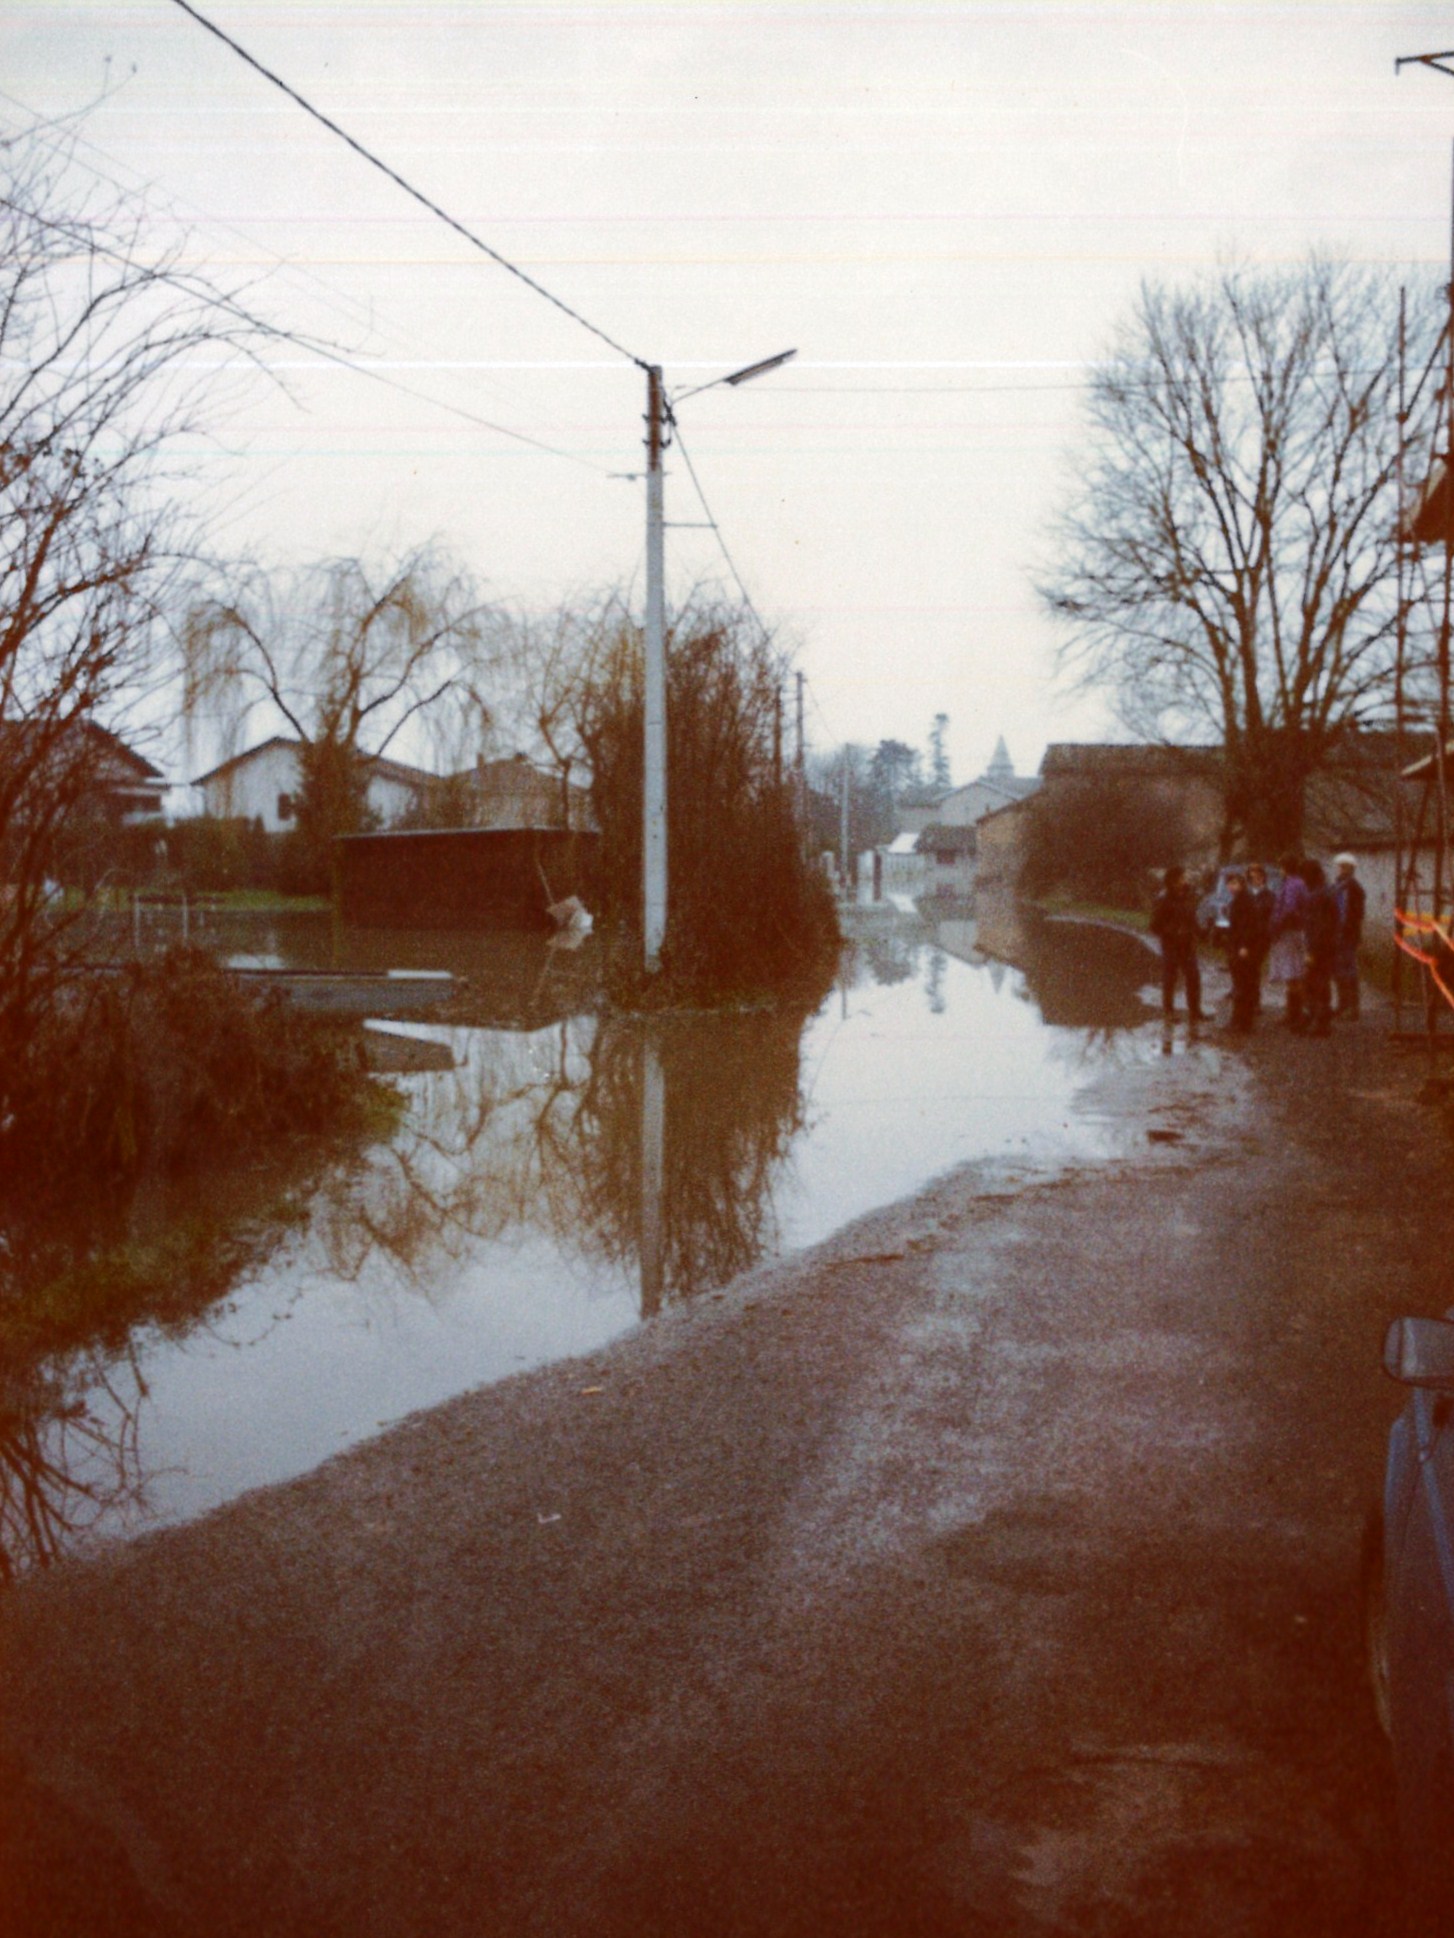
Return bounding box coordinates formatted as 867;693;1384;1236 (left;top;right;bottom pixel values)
5;905;1220;1571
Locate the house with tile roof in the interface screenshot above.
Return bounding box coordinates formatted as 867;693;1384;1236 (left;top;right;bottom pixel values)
194;735;430;833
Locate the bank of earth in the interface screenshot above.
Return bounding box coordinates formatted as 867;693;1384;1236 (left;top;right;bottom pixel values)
0;997;1443;1936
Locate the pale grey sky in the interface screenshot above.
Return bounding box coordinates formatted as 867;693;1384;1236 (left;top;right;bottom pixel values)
5;0;1453;785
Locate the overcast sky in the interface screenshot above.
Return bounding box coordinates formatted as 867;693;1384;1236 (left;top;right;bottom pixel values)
5;0;1454;787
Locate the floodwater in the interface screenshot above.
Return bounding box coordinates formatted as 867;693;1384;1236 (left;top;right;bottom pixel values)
3;902;1209;1576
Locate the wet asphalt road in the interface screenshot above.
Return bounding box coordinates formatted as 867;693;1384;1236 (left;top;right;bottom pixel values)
0;1004;1443;1936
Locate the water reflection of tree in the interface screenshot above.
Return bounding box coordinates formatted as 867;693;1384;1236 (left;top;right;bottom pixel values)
0;1359;144;1583
309;1004;809;1312
310;1022;592;1291
925;949;946;1015
3;996;812;1573
571;1011;807;1305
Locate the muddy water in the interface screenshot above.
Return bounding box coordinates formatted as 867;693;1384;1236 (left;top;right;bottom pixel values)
6;905;1204;1573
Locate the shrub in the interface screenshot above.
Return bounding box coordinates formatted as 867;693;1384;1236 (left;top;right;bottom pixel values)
1019;776;1194;907
0;948;387;1306
577;606;840;1003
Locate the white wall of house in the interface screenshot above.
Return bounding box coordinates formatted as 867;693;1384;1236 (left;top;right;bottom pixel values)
200;740;420;832
203;740;301;832
928;777;1036;828
366;771;418;826
1348;848;1396;943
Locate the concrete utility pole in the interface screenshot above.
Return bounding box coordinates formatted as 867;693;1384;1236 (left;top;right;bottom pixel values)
840;748;851;887
643;365;668;974
639;348;796;976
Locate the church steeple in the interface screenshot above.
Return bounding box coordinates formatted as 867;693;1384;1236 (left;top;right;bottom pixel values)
986;735;1013;782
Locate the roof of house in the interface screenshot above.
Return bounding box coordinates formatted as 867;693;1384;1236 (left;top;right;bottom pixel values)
897;782;951;811
193;734;296;786
976;791;1040;826
1039;742;1221;780
0;717;165;783
936;772;1040;809
368;750;433;788
195;734;432;789
451;754;591;793
917;823;977;855
82;722;166;782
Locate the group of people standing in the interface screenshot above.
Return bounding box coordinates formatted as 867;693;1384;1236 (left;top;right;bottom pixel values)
1149;854;1367;1037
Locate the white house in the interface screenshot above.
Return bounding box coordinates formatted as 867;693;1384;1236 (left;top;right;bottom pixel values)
194;735;430;833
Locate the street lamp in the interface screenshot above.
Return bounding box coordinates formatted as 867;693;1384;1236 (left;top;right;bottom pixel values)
640;348;796;974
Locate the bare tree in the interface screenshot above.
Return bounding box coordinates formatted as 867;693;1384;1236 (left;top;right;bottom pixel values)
488;592;623;795
1039;259;1437;854
184;544;498;868
0;115;272;1049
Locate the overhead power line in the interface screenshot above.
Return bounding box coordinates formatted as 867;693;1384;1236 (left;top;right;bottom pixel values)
3;88;619;476
166;0;648;370
276;342;623;475
667;416;775;647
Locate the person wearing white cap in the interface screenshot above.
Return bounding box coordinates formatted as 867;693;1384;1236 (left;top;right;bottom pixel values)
1332;853;1366;1020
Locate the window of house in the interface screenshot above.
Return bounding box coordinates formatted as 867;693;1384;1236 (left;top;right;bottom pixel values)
277;792;294;822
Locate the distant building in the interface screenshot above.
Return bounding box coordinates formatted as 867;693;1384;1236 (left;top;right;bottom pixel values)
975;792;1039;888
194;735;430;833
880;829;927;891
915;822;978;896
975;736;1418;897
882;735;1040;896
442;754;597;832
896;735;1040;837
976;742;1224;890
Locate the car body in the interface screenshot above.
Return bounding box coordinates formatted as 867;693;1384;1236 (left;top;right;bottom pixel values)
1196;864;1284;948
1370;1315;1454;1930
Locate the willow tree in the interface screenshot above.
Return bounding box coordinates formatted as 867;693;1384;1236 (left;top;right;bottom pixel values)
184;546;497;878
1039;260;1438;855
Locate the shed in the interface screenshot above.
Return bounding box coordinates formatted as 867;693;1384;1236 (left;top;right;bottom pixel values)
336;827;599;931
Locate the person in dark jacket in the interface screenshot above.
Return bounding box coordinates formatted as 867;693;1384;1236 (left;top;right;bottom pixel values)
1224;871;1263;1033
1332;852;1366;1019
1302;857;1338;1037
1149;865;1205;1021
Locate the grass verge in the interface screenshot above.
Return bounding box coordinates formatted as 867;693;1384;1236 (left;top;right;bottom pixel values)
1028;895;1152;935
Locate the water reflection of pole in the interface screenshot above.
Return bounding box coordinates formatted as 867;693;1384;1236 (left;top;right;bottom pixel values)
639;1029;665;1317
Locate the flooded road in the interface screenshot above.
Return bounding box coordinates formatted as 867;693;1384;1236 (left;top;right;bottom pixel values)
5;904;1202;1571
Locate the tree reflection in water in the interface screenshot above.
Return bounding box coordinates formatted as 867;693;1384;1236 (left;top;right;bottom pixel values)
304;1003;811;1315
311;1021;597;1295
979;905;1155;1035
0;1356;144;1582
1;999;813;1579
573;1012;808;1311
